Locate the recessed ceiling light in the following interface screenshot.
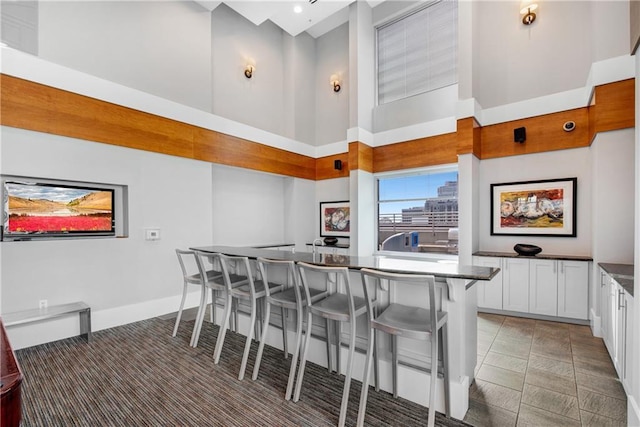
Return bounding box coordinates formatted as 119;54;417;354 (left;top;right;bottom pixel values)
294;5;302;13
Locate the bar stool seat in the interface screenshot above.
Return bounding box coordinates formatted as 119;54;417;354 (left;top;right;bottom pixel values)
357;268;450;427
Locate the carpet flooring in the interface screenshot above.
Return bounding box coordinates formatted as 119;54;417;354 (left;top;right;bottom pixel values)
15;317;471;426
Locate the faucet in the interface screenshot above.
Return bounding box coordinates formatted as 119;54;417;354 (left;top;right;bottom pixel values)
312;238;323;255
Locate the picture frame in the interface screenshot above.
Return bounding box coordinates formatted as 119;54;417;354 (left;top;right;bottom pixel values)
490;177;577;237
320;201;350;238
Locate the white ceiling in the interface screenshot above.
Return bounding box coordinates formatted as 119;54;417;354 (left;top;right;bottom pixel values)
194;0;383;38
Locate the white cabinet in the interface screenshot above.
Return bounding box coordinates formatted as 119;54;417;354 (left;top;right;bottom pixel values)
473;256;503;310
503;258;530;312
601;268;634;391
558;261;589;319
474;255;590;321
529;259;558;316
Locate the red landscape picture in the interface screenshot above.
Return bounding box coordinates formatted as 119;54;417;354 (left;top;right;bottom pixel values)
6;183;113;234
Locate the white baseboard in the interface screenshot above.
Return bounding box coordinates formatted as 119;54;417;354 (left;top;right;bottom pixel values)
629;395;640;427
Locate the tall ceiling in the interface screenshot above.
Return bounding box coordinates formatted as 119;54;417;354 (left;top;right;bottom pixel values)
194;0;384;38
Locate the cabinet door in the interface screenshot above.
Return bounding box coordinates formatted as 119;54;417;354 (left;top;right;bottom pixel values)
557;261;589;319
474;256;503;310
604;278;619;364
503;258;529;312
615;285;628;381
623;292;633;391
600;270;610;340
529;259;558;316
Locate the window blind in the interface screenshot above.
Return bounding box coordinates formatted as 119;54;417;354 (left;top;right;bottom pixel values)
377;0;458;105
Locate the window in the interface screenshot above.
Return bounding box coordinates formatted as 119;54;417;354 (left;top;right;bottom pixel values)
377;168;458;255
376;0;458;105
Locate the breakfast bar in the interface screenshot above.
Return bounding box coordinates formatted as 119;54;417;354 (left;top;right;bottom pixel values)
191;245;499;419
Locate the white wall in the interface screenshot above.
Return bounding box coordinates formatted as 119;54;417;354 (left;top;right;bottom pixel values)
0;126;214;348
472;1;628;109
211;3;287;137
211;164;286;246
38;1;212;112
315;22;349;145
591;129;635;265
478;147;592;256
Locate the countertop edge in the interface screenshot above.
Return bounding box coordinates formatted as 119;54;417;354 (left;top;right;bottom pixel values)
474;251;593;262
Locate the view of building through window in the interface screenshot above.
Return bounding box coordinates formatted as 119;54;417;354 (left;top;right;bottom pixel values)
377;170;459;254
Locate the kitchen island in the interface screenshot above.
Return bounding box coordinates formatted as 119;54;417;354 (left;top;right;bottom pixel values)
191;245;499;420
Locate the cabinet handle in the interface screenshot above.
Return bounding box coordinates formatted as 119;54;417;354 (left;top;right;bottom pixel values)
553;262;556;274
560;262;564;274
601;272;606;287
618;289;625;310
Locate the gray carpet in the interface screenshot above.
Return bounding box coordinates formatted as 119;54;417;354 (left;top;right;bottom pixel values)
15;317;472;426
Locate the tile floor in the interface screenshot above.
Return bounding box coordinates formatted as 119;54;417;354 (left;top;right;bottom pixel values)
463;313;627;427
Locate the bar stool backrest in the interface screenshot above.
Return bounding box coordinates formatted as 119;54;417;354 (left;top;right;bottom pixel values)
296;262;355;319
360;268;438;334
256;257;300;301
218;254;255;294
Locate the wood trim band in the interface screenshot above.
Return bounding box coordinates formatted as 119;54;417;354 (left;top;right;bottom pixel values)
0;74;316;180
372;132;458;173
479;107;591;160
1;73;635;178
348;142;373;173
315;153;349;180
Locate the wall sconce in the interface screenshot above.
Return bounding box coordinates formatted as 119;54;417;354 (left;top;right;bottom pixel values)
244;64;255;79
330;74;341;92
520;0;538;25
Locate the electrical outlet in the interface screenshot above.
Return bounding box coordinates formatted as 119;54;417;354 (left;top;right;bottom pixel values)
39;299;48;309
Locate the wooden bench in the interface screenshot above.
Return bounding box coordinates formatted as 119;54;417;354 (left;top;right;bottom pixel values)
2;302;92;343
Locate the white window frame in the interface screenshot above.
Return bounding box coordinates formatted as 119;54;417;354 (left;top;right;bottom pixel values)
375;164;459;261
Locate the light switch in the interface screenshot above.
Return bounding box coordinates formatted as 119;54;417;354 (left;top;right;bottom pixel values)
145;229;160;241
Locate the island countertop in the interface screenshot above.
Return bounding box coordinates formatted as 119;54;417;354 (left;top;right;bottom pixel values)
192;245;499;281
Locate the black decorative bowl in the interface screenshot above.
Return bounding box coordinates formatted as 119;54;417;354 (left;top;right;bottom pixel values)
514;244;542;256
323;237;338;246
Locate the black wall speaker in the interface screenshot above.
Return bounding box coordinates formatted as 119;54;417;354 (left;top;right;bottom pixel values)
514;127;526;143
334;159;343;170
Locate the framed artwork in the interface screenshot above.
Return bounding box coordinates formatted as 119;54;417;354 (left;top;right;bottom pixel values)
490;177;577;237
320;201;350;238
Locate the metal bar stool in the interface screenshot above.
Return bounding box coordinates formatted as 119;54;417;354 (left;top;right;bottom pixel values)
173;249;223;346
191;251;231;347
251;257;329;400
357;268;450;427
214;254;283;380
293;262;367;427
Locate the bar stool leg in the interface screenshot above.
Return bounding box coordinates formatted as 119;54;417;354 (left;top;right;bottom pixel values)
281;307;288;359
214;292;233;364
326;318;333;372
442;323;450;418
191;285;208;347
392;335;399;398
335;320;341;375
209;288;215;323
427;329;439;427
293;309;314;402
373;328;380;391
356;326;375;427
284;306;304;400
173;281;189;337
337;320;357;427
252;299;272;381
238;296;257;380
